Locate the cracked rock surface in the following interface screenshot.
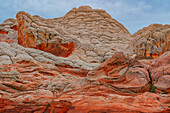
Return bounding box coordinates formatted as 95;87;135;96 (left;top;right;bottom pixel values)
0;44;169;112
0;5;169;113
16;6;132;63
148;51;170;94
0;18;18;43
131;24;170;59
0;42;99;70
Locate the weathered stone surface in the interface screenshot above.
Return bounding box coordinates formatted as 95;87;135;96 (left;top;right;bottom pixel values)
0;18;18;43
16;6;132;63
87;52;150;94
148;51;170;93
0;98;73;113
0;60;79;113
0;5;170;113
131;24;170;59
0;45;169;112
0;42;99;70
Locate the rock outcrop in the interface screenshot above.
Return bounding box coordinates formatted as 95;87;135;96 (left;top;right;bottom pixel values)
0;45;169;112
16;6;132;63
148;51;170;93
87;52;150;94
131;24;170;59
0;42;99;70
0;5;170;113
0;18;18;43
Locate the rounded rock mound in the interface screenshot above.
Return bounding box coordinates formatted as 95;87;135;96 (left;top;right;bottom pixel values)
16;5;132;63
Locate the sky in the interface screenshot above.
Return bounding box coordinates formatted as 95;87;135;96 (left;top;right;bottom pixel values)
0;0;169;34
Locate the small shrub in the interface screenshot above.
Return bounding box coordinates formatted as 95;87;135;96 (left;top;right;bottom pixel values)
149;84;157;93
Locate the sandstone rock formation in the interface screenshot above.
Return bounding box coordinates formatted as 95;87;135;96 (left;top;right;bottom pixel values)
0;5;170;113
131;24;170;59
0;42;98;70
0;45;169;112
87;52;150;94
0;6;170;61
0;18;18;43
148;51;170;93
16;6;132;63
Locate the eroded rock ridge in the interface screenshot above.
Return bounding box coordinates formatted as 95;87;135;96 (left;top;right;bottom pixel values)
0;5;169;113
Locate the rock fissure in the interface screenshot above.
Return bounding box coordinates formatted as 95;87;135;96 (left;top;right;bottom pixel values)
147;70;156;93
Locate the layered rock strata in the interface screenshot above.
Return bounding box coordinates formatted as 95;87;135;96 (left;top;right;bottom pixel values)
0;18;18;43
0;5;169;113
0;44;169;112
87;52;150;94
16;6;132;63
148;51;170;93
0;6;170;61
131;24;170;59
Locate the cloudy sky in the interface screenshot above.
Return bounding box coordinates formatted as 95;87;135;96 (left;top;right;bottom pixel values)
0;0;169;34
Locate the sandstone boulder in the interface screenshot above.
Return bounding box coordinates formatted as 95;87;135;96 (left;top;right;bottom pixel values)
87;52;150;94
148;51;170;93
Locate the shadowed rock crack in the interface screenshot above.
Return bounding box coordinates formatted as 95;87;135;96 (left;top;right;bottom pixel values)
148;69;157;93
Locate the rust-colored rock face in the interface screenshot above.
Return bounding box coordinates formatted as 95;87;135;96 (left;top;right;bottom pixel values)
148;51;170;93
131;24;170;59
35;42;76;57
0;41;169;112
16;11;77;57
0;5;170;113
0;29;7;34
87;52;150;94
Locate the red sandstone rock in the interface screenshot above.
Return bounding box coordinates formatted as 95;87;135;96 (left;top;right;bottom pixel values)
0;36;13;43
0;30;7;34
87;52;150;94
0;50;169;112
35;42;76;57
16;11;76;57
0;61;75;113
148;51;170;93
0;98;72;113
0;5;170;113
